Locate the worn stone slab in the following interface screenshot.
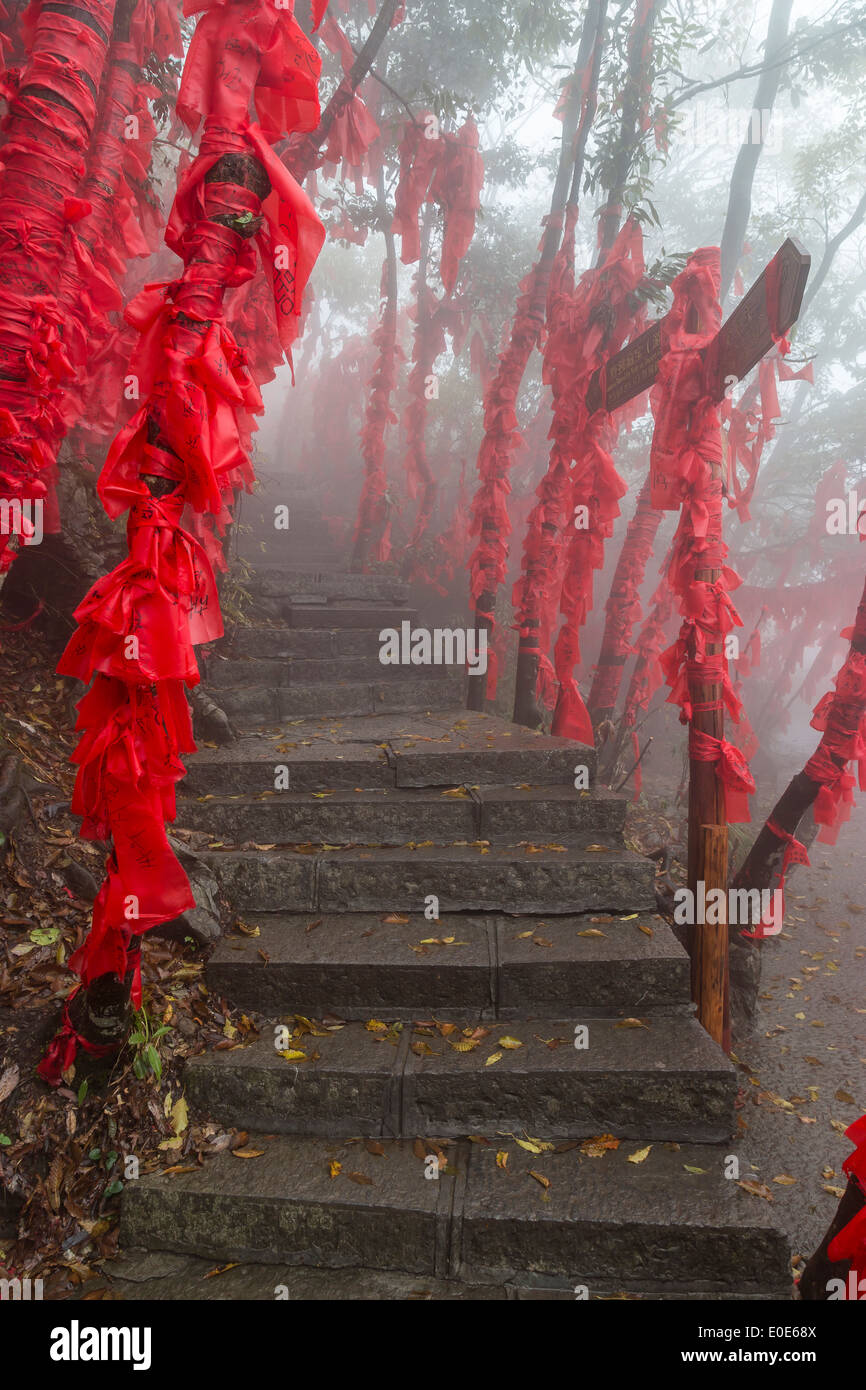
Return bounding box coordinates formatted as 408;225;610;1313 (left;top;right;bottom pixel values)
314;843;656;915
179;787;478;845
183;1015;734;1142
389;726;595;787
120;1137;452;1275
90;1250;508;1301
206;914;494;1018
205;912;688;1019
207;654;455;689
286;604;416;629
275;682;375;720
402;1015;736;1142
255;572;409;602
245;678;463;723
184;733;394;796
478;785;625;838
459;1142;791;1295
198;850;315;912
185;1023;400;1137
225;628;373;660
119;1135;791;1293
496;914;690;1015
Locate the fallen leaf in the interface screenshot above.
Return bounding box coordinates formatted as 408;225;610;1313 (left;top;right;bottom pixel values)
347;1172;373;1185
628;1145;652;1165
486;1052;503;1066
232;1148;265;1159
498;1035;523;1050
737;1178;774;1202
529;1169;550;1189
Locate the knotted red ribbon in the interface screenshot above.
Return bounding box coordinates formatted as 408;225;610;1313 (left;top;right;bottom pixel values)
740;818;809;940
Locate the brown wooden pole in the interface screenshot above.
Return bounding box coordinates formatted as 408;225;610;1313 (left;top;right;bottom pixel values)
693;823;730;1050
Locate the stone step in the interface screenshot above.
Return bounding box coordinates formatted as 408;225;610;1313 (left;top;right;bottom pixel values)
197;841;656;915
206;911;687;1019
285;604;416;629
251;572;409;603
177;785;627;845
98;1250;783;1300
183;710;595;795
119;1135;790;1296
225;627;385;660
214;675;466;725
183;1015;732;1142
206;654;455;688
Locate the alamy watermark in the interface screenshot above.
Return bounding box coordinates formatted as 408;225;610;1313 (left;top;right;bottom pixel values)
674;882;783;935
685;104;783;151
379;622;488;676
0;498;43;547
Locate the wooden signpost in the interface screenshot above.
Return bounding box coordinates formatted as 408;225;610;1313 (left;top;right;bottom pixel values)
588;237;810;1048
470;238;810;1045
585;237;811;413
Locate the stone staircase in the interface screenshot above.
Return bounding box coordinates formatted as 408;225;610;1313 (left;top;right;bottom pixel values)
118;570;791;1300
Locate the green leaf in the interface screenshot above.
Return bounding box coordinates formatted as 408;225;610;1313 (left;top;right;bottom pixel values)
88;1148;101;1162
104;1179;123;1198
29;926;59;946
144;1044;162;1081
0;1134;11;1146
77;1079;88;1105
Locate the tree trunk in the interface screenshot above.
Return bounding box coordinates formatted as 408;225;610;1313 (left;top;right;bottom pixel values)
718;0;794;299
0;0;117;569
351;161;399;570
588;471;664;724
734;570;866;898
287;0;401;182
466;0;608;711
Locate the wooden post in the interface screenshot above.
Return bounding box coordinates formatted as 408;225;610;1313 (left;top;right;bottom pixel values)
693;824;730;1050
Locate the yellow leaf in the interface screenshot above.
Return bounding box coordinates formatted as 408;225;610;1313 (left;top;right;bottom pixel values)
495;1150;509;1169
578;928;606;938
529;1169;550;1189
170;1098;188;1135
772;1174;797;1186
498;1035;523;1049
365;1019;389;1032
516;1139;543;1154
628;1145;652;1164
824;1184;846;1198
616;1017;650;1030
450;1037;480;1053
158;1137;183;1151
279;1049;307;1061
232;1148;265;1159
486;1052;503;1066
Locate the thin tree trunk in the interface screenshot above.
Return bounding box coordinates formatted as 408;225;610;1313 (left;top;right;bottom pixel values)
351;161;399;570
466;0;608;711
734;570;866;899
288;0;401;182
588;472;664;724
719;0;794;299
